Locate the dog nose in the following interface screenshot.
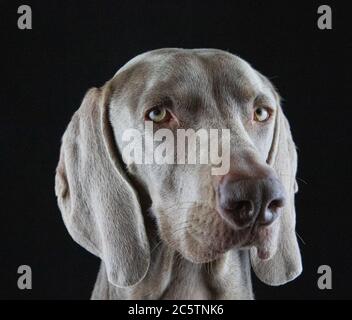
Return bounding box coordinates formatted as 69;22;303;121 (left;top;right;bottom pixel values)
217;172;286;229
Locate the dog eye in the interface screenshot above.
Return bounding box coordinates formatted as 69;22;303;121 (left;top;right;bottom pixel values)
146;107;170;123
254;107;270;122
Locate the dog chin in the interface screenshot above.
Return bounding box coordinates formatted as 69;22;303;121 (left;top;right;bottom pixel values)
181;233;249;264
180;245;231;264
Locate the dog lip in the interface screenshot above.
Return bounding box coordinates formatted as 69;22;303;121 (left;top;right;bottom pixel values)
241;236;255;247
244;222;258;244
241;223;262;247
242;222;273;249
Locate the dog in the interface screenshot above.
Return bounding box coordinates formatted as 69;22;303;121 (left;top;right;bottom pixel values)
55;48;302;299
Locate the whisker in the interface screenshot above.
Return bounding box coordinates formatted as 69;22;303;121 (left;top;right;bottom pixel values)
150;239;164;254
276;173;309;187
296;231;306;245
296;177;308;185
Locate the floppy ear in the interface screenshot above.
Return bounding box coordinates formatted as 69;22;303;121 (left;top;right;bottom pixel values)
250;102;302;286
55;85;150;288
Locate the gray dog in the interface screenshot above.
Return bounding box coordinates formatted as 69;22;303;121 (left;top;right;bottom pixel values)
55;48;302;299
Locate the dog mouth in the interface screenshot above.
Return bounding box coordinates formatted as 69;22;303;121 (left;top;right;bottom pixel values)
159;204;276;263
185;214;275;262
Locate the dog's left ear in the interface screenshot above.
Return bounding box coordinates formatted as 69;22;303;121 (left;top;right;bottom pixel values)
250;92;302;286
55;84;150;288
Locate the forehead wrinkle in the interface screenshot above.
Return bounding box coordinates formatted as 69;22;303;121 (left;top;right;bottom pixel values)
143;54;212;114
196;54;235;121
159;53;210;91
198;53;264;106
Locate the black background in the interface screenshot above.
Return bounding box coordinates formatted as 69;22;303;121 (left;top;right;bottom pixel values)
1;0;351;299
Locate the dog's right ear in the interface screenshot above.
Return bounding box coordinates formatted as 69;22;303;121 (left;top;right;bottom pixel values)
55;85;150;288
250;87;302;286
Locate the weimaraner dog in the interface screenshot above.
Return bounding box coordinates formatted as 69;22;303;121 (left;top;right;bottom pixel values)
55;48;302;299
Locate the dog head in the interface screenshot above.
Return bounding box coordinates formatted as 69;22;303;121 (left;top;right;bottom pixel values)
55;48;302;288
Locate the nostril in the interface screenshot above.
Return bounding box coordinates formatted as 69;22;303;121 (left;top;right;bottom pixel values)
219;199;255;228
233;200;253;213
258;197;285;226
233;201;254;222
267;197;285;212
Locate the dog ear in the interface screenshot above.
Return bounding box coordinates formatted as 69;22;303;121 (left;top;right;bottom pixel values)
250;100;302;286
55;85;150;288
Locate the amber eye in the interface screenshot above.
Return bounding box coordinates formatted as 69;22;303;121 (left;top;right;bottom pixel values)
254;107;271;122
146;107;170;123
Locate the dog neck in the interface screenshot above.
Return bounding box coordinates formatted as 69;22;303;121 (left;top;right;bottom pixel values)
91;242;254;299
